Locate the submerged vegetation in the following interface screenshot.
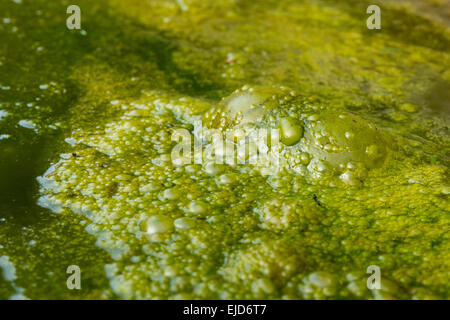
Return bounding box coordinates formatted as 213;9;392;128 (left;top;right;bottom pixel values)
0;0;449;299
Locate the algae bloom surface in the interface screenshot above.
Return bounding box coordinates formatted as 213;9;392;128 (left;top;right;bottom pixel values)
0;0;449;299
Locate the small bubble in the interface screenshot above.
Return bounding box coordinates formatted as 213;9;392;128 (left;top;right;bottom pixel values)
162;188;177;200
130;256;141;263
18;120;37;130
340;171;356;186
174;217;197;230
0;110;9;120
203;162;221;175
187;201;206;215
365;145;379;158
217;174;235;184
300;153;310;165
316;161;328;172
279;117;303;146
144;215;173;235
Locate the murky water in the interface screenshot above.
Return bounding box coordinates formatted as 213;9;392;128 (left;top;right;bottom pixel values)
0;0;449;299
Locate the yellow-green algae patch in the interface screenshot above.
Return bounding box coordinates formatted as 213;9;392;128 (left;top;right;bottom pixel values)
39;87;449;299
0;0;449;299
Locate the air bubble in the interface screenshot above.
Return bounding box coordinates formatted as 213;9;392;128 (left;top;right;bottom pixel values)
174;217;197;230
279;117;303;146
145;215;173;235
187;201;207;215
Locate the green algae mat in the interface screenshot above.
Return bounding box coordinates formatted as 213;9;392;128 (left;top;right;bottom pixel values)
0;0;449;300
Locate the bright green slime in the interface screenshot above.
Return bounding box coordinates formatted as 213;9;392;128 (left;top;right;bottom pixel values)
0;0;449;299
